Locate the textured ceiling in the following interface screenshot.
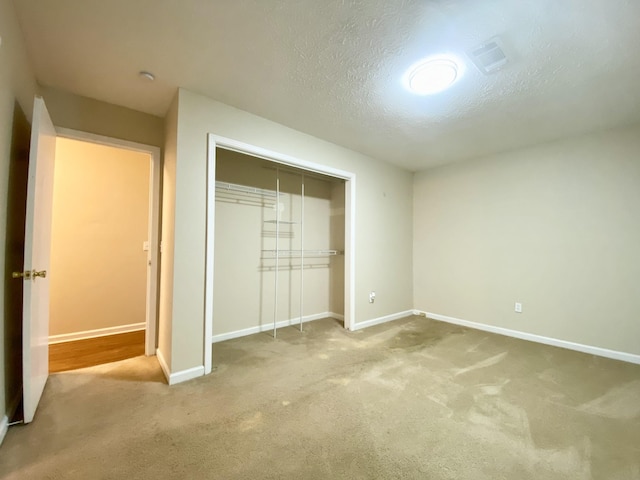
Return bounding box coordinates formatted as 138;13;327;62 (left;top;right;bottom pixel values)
12;0;640;171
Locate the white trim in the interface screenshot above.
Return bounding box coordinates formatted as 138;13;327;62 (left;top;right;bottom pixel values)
352;310;415;331
168;365;206;385
203;137;216;374
344;177;356;331
205;134;357;359
211;312;341;343
54;127;161;357
156;348;205;385
421;311;640;365
0;416;8;446
48;323;145;344
145;143;162;357
56;127;158;155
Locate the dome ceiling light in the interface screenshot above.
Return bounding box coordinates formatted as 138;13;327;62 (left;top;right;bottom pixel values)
404;55;463;95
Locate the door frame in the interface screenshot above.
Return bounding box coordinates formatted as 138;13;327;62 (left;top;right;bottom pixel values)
204;133;356;374
55;127;162;356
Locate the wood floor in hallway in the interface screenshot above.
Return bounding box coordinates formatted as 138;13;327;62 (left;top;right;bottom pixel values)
49;330;145;373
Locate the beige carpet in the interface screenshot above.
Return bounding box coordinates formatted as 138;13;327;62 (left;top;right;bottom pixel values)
2;316;639;479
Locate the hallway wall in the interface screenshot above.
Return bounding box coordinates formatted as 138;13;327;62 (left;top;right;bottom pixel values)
49;138;150;338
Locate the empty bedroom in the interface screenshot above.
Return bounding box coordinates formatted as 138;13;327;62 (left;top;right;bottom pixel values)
0;0;638;479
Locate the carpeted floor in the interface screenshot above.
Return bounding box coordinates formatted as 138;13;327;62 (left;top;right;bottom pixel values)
1;316;639;479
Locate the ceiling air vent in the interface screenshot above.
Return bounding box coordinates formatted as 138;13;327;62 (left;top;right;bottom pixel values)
467;37;509;74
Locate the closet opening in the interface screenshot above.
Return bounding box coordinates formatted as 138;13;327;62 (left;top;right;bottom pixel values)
204;135;356;373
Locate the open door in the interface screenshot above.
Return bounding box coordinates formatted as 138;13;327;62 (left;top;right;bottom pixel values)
14;97;56;423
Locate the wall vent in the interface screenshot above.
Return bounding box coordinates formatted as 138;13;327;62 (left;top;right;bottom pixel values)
467;37;509;74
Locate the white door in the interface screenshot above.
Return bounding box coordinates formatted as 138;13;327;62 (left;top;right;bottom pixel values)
21;97;56;423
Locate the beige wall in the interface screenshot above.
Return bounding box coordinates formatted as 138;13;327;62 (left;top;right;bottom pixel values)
41;86;164;148
0;0;39;427
49;138;150;336
414;124;640;355
213;149;343;335
158;93;178;369
162;88;414;373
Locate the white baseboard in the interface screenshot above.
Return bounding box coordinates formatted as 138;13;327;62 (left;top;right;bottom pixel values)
49;323;145;344
211;311;341;343
155;348;205;385
352;310;415;331
0;415;8;447
167;365;205;385
421;311;640;365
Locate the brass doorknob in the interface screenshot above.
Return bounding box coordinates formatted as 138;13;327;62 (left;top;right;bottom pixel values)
12;270;32;280
32;270;47;278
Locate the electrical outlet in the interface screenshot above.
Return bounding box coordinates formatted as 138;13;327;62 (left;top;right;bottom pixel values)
515;302;522;313
369;291;376;303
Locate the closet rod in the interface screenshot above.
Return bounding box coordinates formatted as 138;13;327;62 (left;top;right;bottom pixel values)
215;196;275;208
261;249;342;257
258;264;329;272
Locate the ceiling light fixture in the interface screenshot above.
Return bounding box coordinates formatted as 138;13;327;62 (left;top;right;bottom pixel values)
139;71;155;81
404;55;463;95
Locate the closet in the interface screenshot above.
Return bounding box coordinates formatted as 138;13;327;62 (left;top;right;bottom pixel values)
213;148;345;339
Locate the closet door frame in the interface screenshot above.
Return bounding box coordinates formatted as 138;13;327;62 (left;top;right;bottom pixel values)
204;134;356;374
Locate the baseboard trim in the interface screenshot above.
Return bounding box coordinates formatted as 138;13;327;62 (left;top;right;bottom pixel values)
49;323;145;344
0;415;8;447
211;312;342;343
352;310;415;331
155;348;205;385
168;365;205;385
421;311;640;365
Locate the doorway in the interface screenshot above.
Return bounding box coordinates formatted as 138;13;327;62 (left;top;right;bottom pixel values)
47;132;161;372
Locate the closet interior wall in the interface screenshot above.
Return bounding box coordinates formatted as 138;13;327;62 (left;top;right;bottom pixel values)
213;148;345;339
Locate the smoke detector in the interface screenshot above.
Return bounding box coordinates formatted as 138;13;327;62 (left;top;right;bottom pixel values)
467;37;509;74
139;71;156;81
